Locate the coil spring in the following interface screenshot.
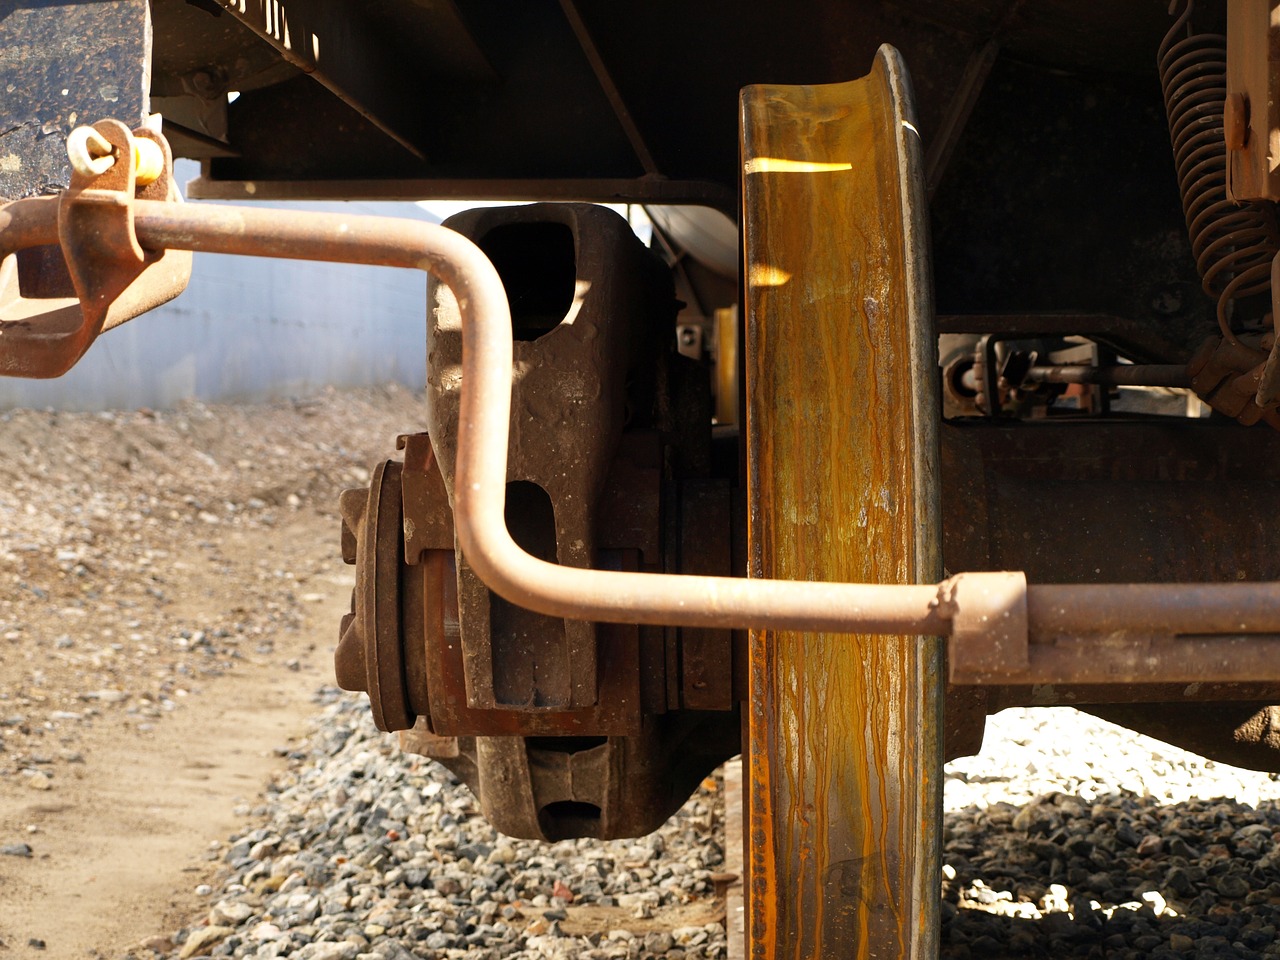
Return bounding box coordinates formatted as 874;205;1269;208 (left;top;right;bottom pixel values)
1159;0;1280;347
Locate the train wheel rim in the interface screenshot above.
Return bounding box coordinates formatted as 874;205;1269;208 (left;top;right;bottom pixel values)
741;45;944;959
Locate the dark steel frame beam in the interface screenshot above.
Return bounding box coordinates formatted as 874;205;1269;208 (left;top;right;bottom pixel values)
185;173;736;212
557;0;659;176
214;0;430;159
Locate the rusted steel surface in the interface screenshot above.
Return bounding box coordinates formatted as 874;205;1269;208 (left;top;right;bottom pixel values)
953;581;1280;687
119;197;966;635
397;433;454;563
427;203;674;714
16;115;1280;858
999;580;1280;685
944;571;1029;681
1031;582;1280;636
335;460;415;732
10;157;1280;654
415;541;736;842
340;418;737;841
944;421;1280;685
974;635;1280;685
0;122;190;378
338;430;647;740
418;550;642;738
741;47;943;960
10;150;1280;654
941;420;1280;585
12;184;1020;637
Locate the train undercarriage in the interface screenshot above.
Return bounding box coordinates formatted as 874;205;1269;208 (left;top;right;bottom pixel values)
6;0;1280;955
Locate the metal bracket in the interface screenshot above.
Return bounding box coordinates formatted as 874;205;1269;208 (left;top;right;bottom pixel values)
942;571;1029;683
0;120;191;378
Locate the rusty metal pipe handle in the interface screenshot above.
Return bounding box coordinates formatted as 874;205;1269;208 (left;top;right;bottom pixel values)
112;199;967;634
0;197;61;258
1029;582;1280;637
19;198;1280;642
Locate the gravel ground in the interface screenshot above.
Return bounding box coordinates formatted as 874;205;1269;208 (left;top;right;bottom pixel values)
0;385;425;789
140;701;1280;960
943;709;1280;959
0;385;429;954
5;386;1280;959
141;693;728;960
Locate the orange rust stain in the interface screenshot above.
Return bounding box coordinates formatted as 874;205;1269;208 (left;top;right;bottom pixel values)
743;50;943;960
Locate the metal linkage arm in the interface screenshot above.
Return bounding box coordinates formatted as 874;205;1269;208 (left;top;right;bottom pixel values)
8;192;1280;678
128;199;981;635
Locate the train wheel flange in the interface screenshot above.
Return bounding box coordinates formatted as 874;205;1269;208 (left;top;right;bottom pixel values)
336;459;414;732
741;45;944;958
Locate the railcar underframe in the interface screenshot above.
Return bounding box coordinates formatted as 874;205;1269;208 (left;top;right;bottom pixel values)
5;0;1280;956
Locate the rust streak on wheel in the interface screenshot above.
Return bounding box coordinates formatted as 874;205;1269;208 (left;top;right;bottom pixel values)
741;45;944;959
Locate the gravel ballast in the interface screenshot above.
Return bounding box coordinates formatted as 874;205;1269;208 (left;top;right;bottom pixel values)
943;708;1280;959
145;699;1280;960
1;386;1277;959
147;693;728;960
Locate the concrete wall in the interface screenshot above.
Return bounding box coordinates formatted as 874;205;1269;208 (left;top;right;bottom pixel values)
0;164;438;411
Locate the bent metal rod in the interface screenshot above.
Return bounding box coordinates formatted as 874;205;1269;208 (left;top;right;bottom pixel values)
8;195;1280;659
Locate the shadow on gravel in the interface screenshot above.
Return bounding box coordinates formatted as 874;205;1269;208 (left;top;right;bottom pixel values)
941;791;1280;959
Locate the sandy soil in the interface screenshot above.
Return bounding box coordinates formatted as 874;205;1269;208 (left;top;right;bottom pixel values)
0;386;427;958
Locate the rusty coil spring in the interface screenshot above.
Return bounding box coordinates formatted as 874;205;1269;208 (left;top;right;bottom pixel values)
1159;0;1280;347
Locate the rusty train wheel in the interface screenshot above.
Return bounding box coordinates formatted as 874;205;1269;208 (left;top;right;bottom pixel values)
741;46;945;959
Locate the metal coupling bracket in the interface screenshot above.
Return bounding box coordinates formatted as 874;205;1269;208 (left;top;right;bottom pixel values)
0;119;190;378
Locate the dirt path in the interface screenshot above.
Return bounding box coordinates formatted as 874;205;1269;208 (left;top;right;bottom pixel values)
0;599;334;957
0;387;426;958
